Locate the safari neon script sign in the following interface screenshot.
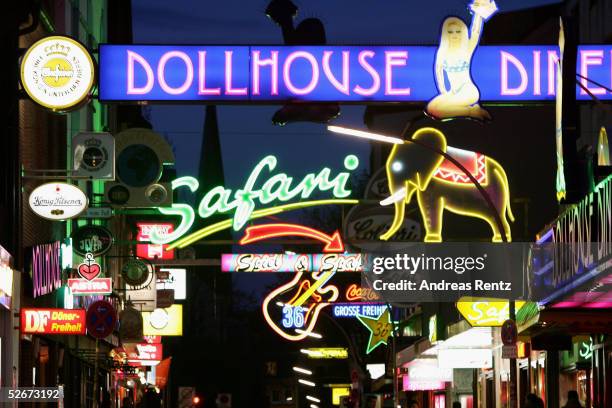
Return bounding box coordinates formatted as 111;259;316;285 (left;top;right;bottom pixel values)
99;45;612;101
149;154;359;245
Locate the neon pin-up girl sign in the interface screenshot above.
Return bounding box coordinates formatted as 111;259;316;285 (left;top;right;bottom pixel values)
149;154;360;247
426;0;498;121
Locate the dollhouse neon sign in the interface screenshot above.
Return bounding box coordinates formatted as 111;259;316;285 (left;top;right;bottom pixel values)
100;44;612;102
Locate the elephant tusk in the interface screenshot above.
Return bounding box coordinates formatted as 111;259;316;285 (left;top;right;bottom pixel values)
380;188;406;206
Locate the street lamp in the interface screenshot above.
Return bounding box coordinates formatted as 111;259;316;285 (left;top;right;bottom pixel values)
298;379;316;387
306;396;321;403
293;367;313;375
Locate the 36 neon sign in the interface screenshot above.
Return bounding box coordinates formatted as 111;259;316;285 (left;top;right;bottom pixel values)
150;154;359;245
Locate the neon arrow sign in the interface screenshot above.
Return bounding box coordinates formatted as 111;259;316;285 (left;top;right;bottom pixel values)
150;154;360;246
240;223;344;252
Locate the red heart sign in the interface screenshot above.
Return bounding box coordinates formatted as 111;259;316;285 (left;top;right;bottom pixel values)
78;253;102;280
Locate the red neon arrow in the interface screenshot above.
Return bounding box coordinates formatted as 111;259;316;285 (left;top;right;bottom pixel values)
239;223;344;253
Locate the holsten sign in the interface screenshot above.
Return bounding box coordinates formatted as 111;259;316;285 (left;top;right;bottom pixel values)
100;45;612;102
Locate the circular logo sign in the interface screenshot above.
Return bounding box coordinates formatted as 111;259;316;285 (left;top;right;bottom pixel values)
149;308;169;329
72;225;114;256
28;182;88;220
122;259;150;286
20;36;95;112
86;300;117;339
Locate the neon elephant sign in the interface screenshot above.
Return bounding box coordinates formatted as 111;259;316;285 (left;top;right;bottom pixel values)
379;127;514;242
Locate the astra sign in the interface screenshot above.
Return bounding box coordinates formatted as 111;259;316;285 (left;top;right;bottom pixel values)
99;45;612;102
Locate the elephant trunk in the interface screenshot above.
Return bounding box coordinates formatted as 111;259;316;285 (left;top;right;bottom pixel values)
380;198;406;241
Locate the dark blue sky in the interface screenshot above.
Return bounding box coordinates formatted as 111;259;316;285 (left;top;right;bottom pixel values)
131;0;561;184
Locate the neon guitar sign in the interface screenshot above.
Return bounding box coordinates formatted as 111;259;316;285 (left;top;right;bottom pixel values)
150;154;360;246
262;271;339;341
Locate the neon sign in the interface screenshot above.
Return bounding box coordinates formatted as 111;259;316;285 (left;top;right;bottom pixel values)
332;304;386;318
301;348;348;359
137;223;175;259
345;284;381;301
221;253;365;273
456;298;526;327
426;0;497;121
20;308;86;335
150;154;359;245
262;271;339;341
68;254;112;295
240;223;344;252
379;127;513;242
32;242;63;298
99;44;612;102
357;308;394;354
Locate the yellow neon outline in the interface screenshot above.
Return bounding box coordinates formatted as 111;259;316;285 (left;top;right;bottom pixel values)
356;308;393;354
380;127;513;242
167;199;358;250
261;272;339;341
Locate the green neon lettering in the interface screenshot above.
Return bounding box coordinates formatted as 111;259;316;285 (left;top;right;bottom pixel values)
157;155;359;244
233;156;277;230
150;177;199;244
198;186;235;218
261;174;291;204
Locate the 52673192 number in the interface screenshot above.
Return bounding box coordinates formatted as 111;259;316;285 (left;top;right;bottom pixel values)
0;387;63;402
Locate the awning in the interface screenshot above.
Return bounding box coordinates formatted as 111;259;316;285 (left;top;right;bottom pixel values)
519;308;612;336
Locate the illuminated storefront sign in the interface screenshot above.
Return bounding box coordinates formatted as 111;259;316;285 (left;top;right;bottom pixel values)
20;308;86;335
157;268;186;300
28;182;88;221
137;223;175;260
332;387;351;404
100;44;612;102
437;348;493;369
345;284;380;301
21;36;95;111
407;359;453;382
402;377;445;392
67;278;112;295
0;245;13;309
67;252;112;295
357;308;394;354
0;264;13;309
262;271;338;341
532;174;611;303
402;358;451;391
32;242;63;298
332;304;386;318
456;298;526;327
149;154;359;247
379;127;513;242
142;305;183;336
127;343;163;366
301;348;348;359
221;253;365;272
